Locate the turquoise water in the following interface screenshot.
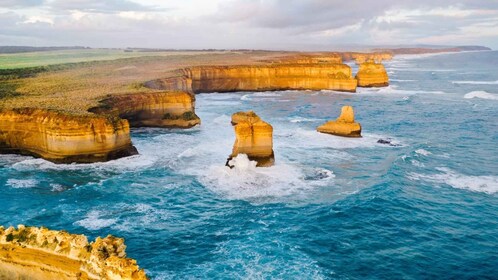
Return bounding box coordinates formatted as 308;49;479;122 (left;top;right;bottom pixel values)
1;51;497;279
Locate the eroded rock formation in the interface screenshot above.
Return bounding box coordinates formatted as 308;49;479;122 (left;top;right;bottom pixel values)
89;91;200;128
340;52;393;64
355;62;389;87
317;106;362;137
179;64;357;93
0;225;147;280
227;111;274;167
0;108;137;163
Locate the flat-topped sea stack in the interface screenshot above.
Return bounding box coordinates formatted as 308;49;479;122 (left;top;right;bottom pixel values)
227;111;274;167
179;64;357;93
0;108;137;163
89;91;200;128
0;225;148;280
317;106;362;137
355;62;389;87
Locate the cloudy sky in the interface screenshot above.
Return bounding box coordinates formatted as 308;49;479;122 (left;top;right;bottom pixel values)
1;0;497;50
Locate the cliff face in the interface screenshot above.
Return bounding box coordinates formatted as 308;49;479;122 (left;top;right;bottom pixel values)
355;62;389;87
0;225;147;280
317;106;362;137
340;52;393;64
0;109;137;163
90;91;200;129
180;64;357;93
227;111;274;167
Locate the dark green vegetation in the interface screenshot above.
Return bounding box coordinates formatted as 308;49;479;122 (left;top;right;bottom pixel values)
0;46;89;54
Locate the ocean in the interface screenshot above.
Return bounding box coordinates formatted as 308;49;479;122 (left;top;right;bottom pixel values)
1;51;497;279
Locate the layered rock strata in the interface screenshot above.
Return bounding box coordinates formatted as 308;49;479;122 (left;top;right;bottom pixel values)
89;91;200;128
178;64;357;93
340;52;393;64
317;106;362;137
0;108;137;163
0;225;147;280
227;111;274;167
355;62;389;87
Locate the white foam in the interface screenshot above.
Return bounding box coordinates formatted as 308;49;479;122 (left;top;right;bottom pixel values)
415;149;431;156
199;154;316;201
12;154;155;172
289;116;323;123
453;80;498;85
390;79;417;82
6;178;38;189
464;91;498;100
356;85;445;95
408;167;498;194
75;210;117;230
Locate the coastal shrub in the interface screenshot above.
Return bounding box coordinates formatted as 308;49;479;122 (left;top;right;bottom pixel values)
128;82;145;90
162;113;174;120
182;111;197;120
0;82;19;99
6;233;14;242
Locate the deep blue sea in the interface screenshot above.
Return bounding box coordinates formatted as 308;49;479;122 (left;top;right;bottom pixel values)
1;51;497;279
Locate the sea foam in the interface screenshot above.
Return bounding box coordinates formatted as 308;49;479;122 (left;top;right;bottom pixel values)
453;80;498;85
409;167;498;194
6;178;38;189
464;91;498;100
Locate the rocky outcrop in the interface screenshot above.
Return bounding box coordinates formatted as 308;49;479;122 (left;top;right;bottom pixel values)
340;52;393;64
264;54;343;64
179;64;357;93
355;62;389;87
89;91;200;128
0;225;147;280
317;106;362;137
0;108;137;163
227;111;274;167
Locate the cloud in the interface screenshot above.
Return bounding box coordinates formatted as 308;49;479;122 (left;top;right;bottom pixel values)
48;0;160;14
0;0;44;7
0;0;497;49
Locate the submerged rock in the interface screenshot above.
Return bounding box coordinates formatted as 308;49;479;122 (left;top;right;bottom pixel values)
0;225;148;280
377;138;401;147
317;106;362;137
227;111;274;167
355;62;389;87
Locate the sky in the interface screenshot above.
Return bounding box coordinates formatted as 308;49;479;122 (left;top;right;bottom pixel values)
0;0;497;50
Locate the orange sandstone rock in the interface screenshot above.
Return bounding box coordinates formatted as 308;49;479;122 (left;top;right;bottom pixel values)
180;64;357;93
317;106;362;137
0;225;148;280
355;62;389;87
90;91;200;128
227;111;274;167
0;108;137;163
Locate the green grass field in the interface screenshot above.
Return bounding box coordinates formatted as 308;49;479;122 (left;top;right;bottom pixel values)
0;49;208;69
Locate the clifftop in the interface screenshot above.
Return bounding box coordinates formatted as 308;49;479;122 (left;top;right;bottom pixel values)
0;225;148;280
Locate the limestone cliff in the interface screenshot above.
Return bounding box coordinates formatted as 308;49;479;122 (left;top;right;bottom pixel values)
264;54;343;64
0;225;147;280
227;111;274;167
317;106;362;137
89;91;200;128
355;62;389;87
340;52;393;64
179;64;357;93
0;108;137;163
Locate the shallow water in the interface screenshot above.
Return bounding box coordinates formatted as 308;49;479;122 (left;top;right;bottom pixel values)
1;51;497;279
